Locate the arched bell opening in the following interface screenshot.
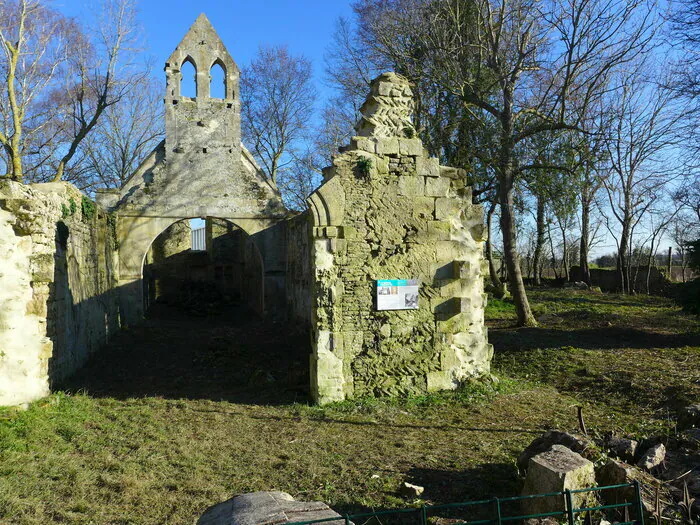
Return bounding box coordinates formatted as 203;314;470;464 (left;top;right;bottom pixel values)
180;57;197;99
210;60;226;100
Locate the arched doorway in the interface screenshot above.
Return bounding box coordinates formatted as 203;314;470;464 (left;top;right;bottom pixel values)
141;217;265;317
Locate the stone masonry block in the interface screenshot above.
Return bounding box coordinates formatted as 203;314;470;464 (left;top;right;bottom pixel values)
435;198;462;220
436;240;461;261
412;197;436;220
427;221;451;241
425;177;451;197
426;370;457;392
397;176;425;197
350;136;377;154
416;156;440;177
521;445;596;516
399;138;423;156
375;137;400;156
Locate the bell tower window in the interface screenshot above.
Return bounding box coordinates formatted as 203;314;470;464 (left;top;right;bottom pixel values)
180;57;197;98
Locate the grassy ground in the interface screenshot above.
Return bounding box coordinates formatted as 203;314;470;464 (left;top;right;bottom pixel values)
0;291;698;524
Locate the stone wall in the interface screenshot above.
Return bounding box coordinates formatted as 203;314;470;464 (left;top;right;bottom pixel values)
307;73;492;404
286;212;313;326
0;181;119;406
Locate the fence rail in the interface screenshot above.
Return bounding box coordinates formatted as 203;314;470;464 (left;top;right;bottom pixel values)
285;482;645;525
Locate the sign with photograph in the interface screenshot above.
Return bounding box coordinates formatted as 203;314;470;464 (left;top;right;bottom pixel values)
376;279;420;311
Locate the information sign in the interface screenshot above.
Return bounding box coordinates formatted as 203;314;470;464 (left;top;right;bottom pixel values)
376;279;420;310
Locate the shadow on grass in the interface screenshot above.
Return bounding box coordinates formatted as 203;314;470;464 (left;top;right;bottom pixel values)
490;326;700;352
331;463;521;524
61;303;311;406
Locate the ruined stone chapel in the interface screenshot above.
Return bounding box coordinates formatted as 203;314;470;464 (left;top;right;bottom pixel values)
0;14;492;406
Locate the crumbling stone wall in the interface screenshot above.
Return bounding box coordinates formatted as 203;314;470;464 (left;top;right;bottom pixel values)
308;73;493;404
286;212;313;326
0;181;119;406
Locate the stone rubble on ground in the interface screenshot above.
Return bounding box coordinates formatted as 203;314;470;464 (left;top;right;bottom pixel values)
400;482;425;498
605;434;639;463
636;443;666;471
517;431;596;472
521;445;596;515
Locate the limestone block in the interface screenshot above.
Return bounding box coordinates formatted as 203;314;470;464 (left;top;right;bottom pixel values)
605;435;638;463
436;240;462;261
425;177;451;197
350;136;377;154
435;198;462;220
518;431;597;472
426;370;457;392
397;176;425;197
637;443;665;471
412;197;436;220
596;459;669;518
375;138;400;156
416;156;440;177
198;491;347;525
427;221;451;240
399;138;423;156
521;445;596;516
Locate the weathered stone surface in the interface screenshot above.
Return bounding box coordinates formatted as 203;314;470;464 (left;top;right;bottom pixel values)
308;72;490;404
400;482;425;498
605;435;639;463
111;14;290;327
596;459;670;518
678;404;700;430
0;180;120;406
521;445;596;515
198;491;347;525
637;443;666;471
518;431;596;472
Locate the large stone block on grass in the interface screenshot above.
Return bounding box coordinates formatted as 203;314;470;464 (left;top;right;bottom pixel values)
521;445;596;516
198;491;348;525
518;431;597;472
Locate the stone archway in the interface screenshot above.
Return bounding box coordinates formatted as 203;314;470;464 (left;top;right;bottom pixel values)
141;217;267;317
95;14;290;327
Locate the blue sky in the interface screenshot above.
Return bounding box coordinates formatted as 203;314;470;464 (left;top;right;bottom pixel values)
54;0;355;101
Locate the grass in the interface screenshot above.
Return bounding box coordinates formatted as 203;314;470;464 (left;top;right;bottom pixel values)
0;291;698;524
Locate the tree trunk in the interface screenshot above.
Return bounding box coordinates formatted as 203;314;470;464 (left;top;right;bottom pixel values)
617;220;631;294
498;106;536;327
547;222;559;280
561;225;570;282
485;203;507;298
533;195;545;286
579;195;591;285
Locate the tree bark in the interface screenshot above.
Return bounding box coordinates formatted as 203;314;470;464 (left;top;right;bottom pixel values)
498;100;537;326
533;195;545;286
579;194;592;285
617;219;631;293
485;202;507;298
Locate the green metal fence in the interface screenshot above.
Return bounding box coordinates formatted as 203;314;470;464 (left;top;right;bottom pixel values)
286;482;645;525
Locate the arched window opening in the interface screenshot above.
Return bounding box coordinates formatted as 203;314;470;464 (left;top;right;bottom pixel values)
210;61;226;99
180;58;197;98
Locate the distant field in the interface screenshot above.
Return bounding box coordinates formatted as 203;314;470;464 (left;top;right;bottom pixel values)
0;290;698;524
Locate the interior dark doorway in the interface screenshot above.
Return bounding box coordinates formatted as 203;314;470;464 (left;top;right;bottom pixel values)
142;217;265;316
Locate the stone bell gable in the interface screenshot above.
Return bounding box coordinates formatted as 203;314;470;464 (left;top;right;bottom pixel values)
111;13;285;221
307;72;493;404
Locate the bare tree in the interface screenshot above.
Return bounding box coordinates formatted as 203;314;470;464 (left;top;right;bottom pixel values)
601;67;683;293
240;45;317;186
353;0;658;325
0;0;74;180
75;75;163;191
0;0;146;185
